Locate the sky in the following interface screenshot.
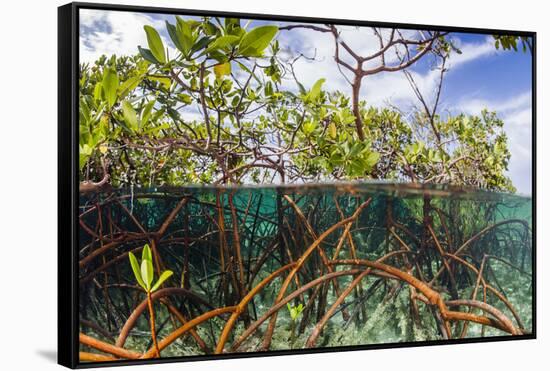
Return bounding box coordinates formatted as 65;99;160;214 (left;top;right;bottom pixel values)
79;9;533;195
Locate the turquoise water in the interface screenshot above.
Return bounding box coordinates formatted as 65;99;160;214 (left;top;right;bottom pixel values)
78;182;532;360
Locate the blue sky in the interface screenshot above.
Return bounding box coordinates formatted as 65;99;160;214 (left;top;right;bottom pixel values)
79;9;533;195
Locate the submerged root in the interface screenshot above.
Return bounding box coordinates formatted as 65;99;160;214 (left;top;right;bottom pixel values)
78;191;532;361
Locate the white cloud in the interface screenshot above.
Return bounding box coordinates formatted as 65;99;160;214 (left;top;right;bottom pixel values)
447;36;497;68
79;9;173;63
458;91;532;116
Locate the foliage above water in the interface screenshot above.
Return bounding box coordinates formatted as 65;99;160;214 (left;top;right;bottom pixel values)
79;16;519;192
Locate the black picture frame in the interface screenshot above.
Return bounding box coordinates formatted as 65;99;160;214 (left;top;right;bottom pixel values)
58;2;537;368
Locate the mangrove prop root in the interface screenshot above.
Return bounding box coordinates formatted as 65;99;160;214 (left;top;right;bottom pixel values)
260;198;372;351
78;191;531;358
116;287;211;348
215;264;296;353
445;299;521;335
231;270;363;351
146;292;161;358
141;306;237;359
79;352;117;362
79;333;141;359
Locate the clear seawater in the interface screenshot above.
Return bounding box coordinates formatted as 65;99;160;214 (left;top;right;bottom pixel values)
78;182;532;359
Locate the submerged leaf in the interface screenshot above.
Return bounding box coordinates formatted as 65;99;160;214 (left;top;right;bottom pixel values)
151;270;174;292
142;244;153;263
141;259;154;291
129;252;146;291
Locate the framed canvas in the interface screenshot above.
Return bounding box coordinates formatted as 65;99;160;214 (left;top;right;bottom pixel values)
58;2;536;368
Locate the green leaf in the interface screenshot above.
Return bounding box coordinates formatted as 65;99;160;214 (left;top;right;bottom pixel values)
141;259;154;291
307;78;325;102
296;81;307;96
144;25;166;63
142;123;171;135
214;62;231;79
142;243;153;262
364;151;380;169
176;17;195;53
238;25;278;57
79;154;89;171
225;18;241;33
177;94;193;105
138;46;159;64
118;76;143;100
129;252;147;290
191;36;213;55
147;75;172;90
121;100;139;131
166;21;184;52
141;100;156;127
166;18;194;56
207;35;240;53
264;81;273;96
328;122;337;139
102;67;119;108
79;144;93;170
302;121;316;135
93;82;103;101
151;270;174;292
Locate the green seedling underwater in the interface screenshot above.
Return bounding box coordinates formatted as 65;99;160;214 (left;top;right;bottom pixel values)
287;303;304;347
129;244;173;358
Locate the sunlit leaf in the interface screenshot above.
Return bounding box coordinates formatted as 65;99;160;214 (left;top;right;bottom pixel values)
238;25;278;57
176;17;195;54
207;35;240;53
307;78;325;102
102;67;119;108
93;82;103;102
140;100;156;127
144;25;166;63
364;151;380;169
147;75;172;90
121;100;139;131
118;76;143;100
328;122;337;139
214;62;232;79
